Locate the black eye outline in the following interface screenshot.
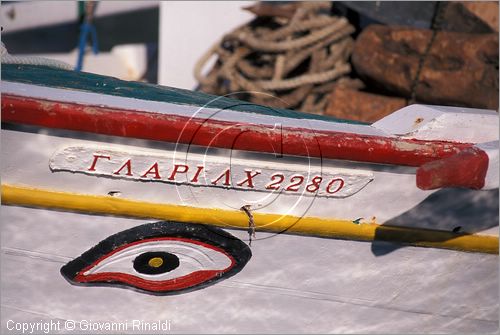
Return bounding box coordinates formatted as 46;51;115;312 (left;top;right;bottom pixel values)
60;221;252;295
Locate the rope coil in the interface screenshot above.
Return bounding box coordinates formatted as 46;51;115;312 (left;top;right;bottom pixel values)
195;2;360;114
1;42;72;70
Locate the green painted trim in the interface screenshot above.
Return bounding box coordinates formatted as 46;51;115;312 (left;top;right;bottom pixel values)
2;64;367;125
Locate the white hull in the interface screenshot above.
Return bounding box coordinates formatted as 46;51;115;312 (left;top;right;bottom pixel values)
2;128;438;226
1;205;498;333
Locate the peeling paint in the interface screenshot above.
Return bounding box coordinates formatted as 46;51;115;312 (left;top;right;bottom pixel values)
2;94;476;169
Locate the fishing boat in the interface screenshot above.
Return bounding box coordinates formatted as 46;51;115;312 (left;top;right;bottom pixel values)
1;61;498;332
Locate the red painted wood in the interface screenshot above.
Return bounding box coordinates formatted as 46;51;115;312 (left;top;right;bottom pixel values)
75;270;221;292
416;148;489;190
1;95;478;171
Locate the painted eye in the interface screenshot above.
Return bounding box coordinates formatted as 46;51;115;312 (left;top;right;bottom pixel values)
61;221;251;295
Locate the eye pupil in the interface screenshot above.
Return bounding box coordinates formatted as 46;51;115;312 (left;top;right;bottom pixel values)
133;252;179;275
148;257;164;268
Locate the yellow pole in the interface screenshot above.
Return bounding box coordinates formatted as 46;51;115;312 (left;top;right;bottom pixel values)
2;184;498;254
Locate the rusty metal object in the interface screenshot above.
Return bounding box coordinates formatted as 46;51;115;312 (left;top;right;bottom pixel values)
352;25;499;110
325;87;407;123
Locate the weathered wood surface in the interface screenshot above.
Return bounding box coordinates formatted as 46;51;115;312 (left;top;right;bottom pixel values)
352;25;499;110
439;1;499;33
454;1;499;32
1;205;498;333
325;87;407;123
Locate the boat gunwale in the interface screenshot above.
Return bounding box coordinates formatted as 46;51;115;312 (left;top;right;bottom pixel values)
2;93;476;169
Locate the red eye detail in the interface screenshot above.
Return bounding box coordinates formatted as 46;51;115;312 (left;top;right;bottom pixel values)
61;222;251;295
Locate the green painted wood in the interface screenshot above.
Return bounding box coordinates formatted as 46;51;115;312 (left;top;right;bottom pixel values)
2;64;367;125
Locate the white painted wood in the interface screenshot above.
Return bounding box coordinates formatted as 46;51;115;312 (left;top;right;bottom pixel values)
476;141;500;190
49;145;373;198
372;104;499;143
2;129;439;228
1;206;497;333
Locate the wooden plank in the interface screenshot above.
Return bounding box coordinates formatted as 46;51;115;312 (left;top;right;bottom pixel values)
1;94;476;168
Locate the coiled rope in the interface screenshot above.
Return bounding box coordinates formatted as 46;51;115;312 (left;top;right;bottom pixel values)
1;42;72;70
194;1;363;114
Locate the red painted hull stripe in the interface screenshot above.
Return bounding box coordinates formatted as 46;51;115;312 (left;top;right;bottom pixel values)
1;95;477;170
